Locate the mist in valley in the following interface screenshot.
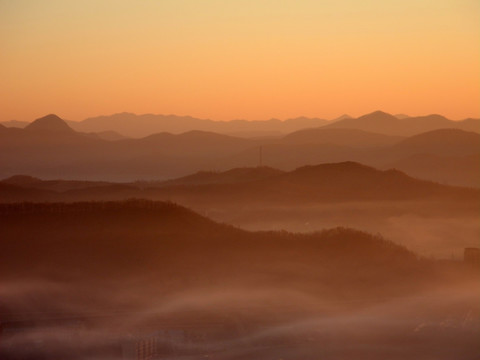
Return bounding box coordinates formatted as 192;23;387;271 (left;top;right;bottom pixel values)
1;278;478;360
199;201;479;258
1;118;479;359
2;2;480;357
1;200;479;359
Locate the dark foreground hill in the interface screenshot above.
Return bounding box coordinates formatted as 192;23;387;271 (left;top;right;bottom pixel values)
0;200;450;298
0;200;477;360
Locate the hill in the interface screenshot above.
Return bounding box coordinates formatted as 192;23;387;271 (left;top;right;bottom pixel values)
156;166;284;187
282;128;403;147
215;161;476;203
0;182;55;202
324;111;480;136
1;113;478;183
384;154;480;188
0;200;477;360
2;175;113;192
0;115;258;181
25;114;76;133
2;161;473;204
0;200;428;297
68;113;329;138
0;120;29;128
390;129;480;157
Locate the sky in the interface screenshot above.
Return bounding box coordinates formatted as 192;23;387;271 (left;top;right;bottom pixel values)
1;0;479;122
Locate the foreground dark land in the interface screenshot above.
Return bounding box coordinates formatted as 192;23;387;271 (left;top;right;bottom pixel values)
0;200;478;359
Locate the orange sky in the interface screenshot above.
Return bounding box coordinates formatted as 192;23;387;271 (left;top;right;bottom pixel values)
1;0;479;122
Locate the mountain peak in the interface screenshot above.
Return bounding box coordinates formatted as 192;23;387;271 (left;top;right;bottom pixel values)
358;110;397;121
26;114;74;133
332;114;353;122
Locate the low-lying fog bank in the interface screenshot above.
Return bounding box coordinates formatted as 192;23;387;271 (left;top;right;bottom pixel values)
195;201;479;258
1;281;478;360
0;201;478;359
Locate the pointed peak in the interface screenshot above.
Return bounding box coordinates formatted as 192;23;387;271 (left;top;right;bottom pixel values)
26;114;74;133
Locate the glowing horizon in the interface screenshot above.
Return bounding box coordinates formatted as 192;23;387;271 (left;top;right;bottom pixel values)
1;0;479;122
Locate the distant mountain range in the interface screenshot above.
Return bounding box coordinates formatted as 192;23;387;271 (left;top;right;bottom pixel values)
216;128;479;186
383;154;480;188
1;114;329;138
282;128;403;147
323;111;479;136
2;110;478;138
1;113;478;185
2;161;477;204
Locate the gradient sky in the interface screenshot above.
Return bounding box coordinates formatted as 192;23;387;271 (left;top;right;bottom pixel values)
1;0;479;122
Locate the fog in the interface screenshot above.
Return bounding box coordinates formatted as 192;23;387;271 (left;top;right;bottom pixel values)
1;279;478;360
198;201;480;258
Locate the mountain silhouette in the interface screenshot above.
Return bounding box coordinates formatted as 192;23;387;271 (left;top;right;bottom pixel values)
190;161;473;203
2;174;113;192
2;174;41;186
459;118;480;133
282;128;403;147
252;161;473;202
391;129;480;157
67;113;329;138
324;111;480;136
25;114;75;133
3;161;475;204
0;182;54;202
85;130;129;141
325;111;398;131
1;113;479;183
3;111;479;138
331;114;353;122
0;200;427;299
384;154;480;188
0;117;258;180
157;166;284;187
0;120;29;128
